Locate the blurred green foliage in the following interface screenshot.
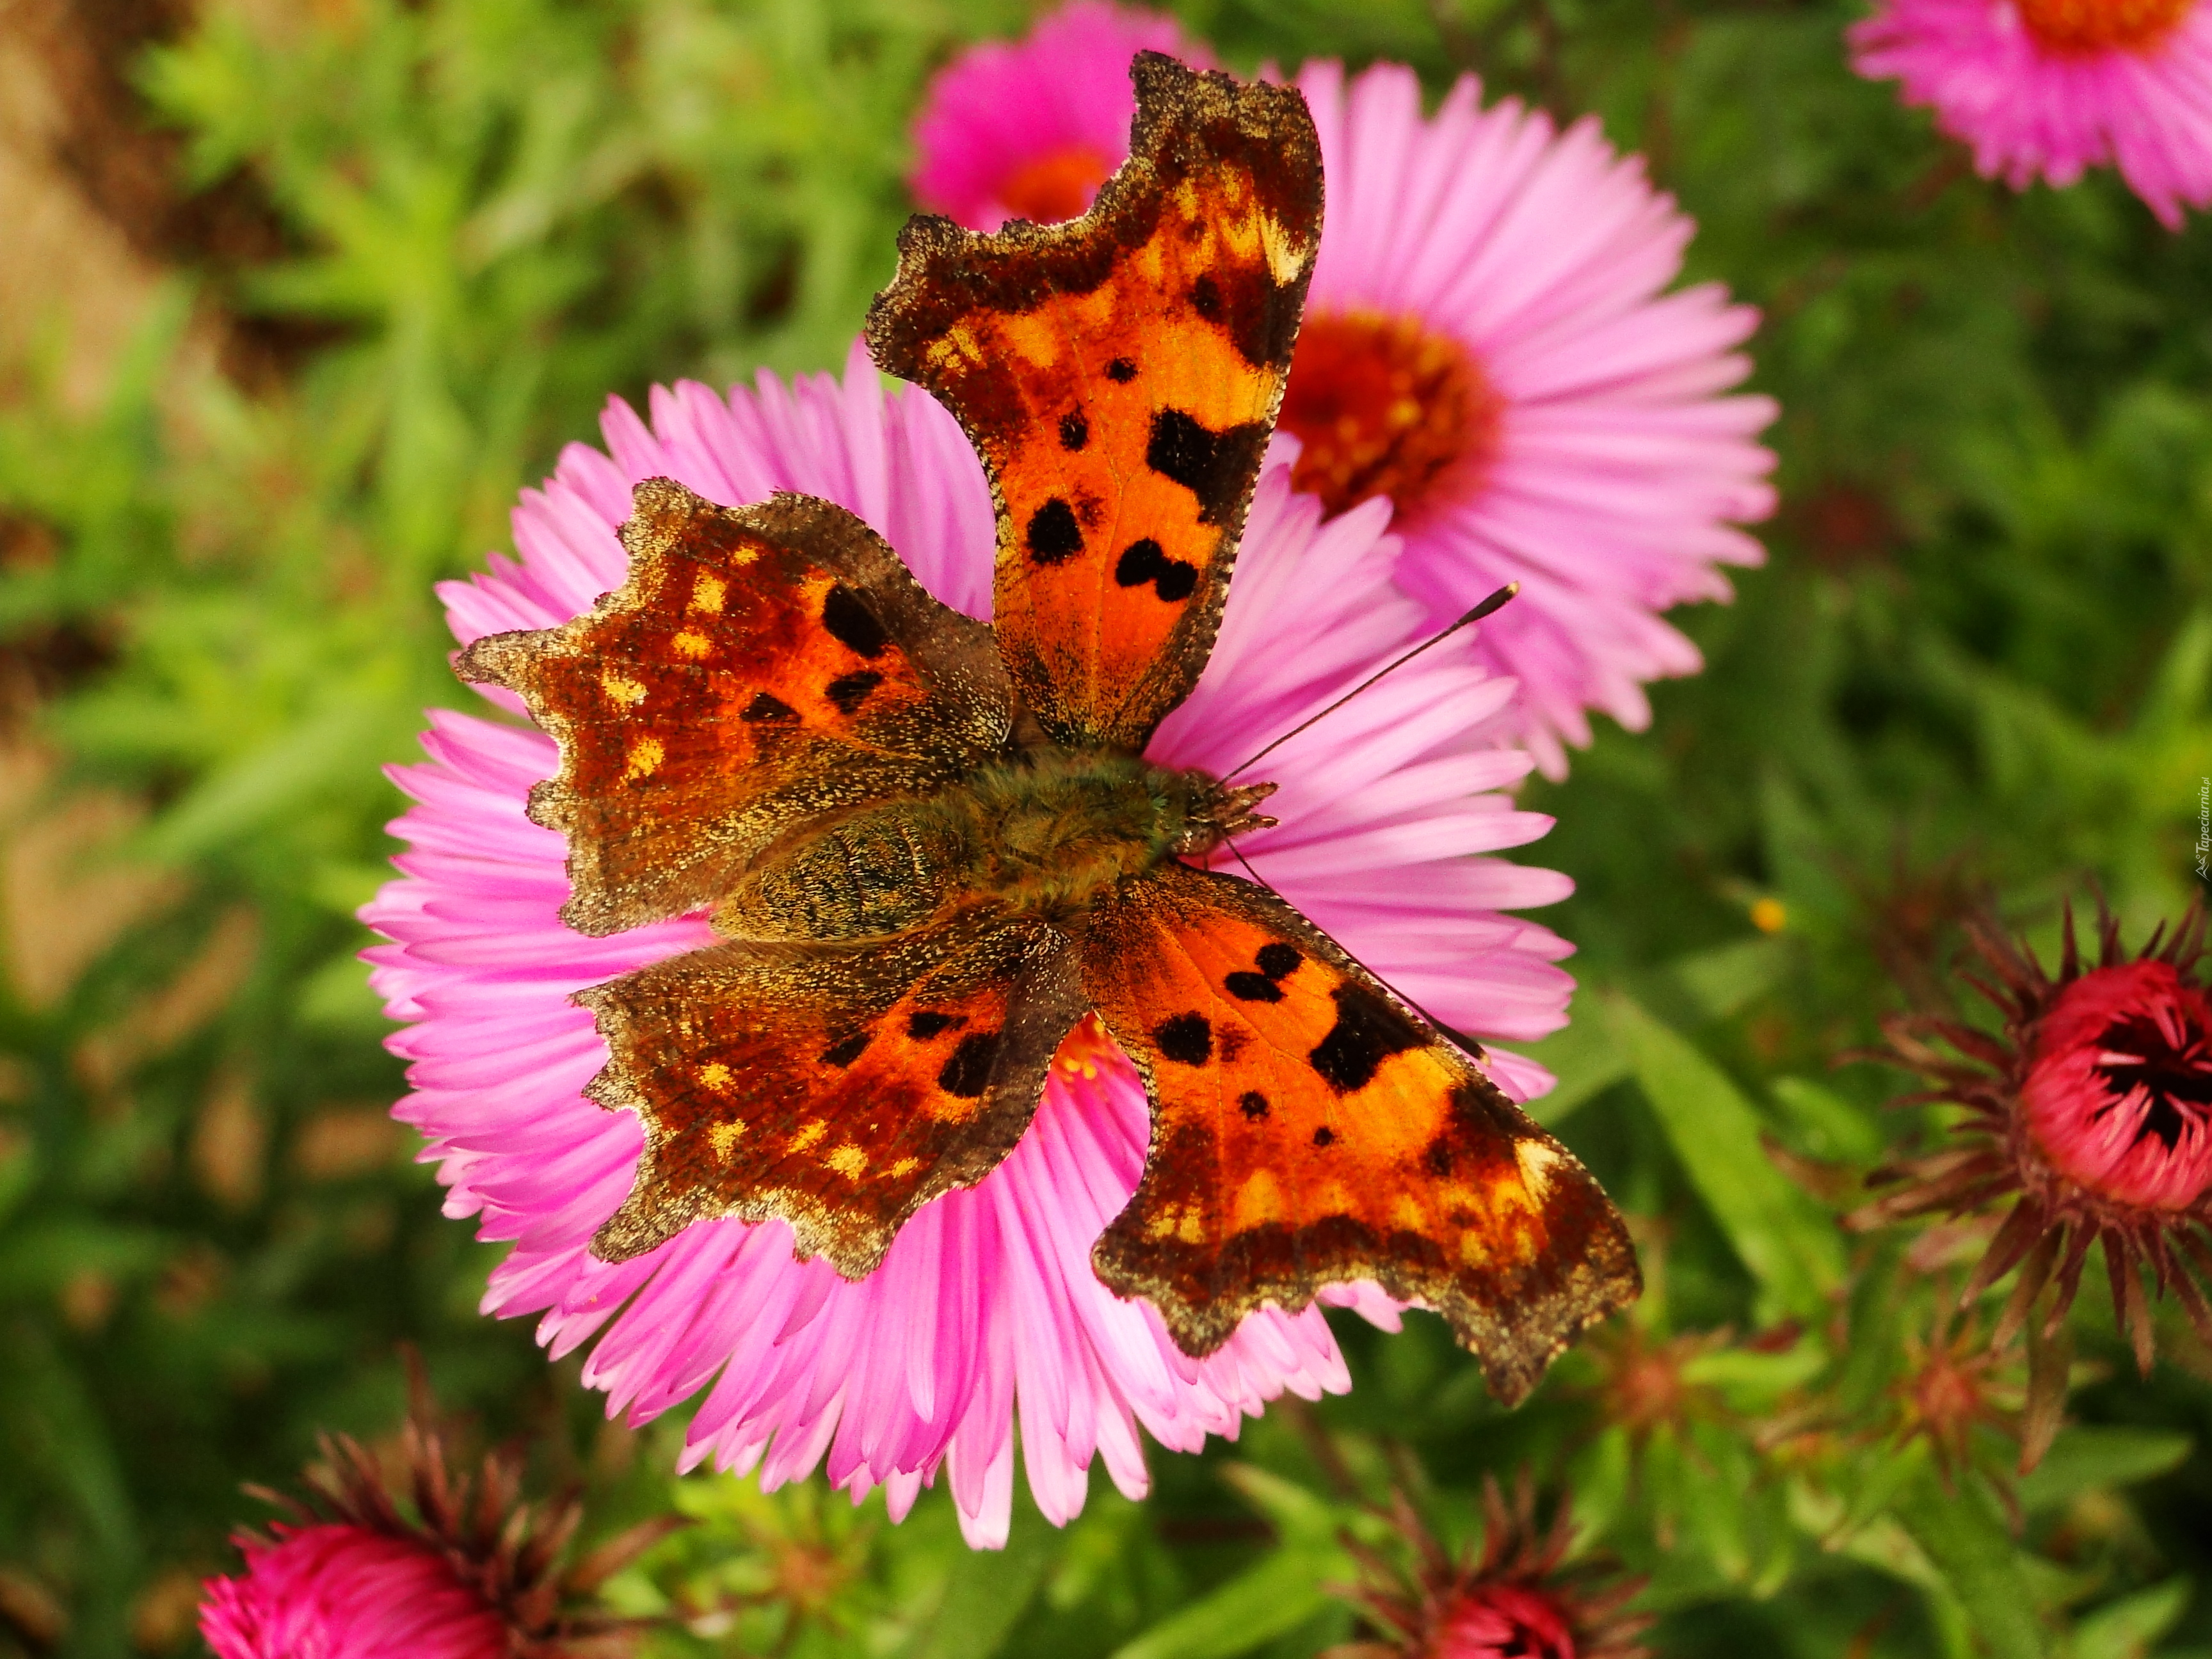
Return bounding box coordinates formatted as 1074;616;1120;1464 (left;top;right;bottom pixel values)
0;0;2206;1655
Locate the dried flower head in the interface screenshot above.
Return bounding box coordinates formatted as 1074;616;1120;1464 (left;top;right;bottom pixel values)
1327;1473;1650;1659
1891;1306;2024;1490
1853;898;2212;1452
198;1365;677;1658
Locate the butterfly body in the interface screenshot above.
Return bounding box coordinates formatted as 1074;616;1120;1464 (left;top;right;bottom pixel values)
719;746;1272;944
460;56;1638;1407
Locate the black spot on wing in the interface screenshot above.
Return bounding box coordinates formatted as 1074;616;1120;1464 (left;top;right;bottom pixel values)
1154;1012;1212;1066
1422;1137;1454;1176
819;1030;870;1068
906;1011;963;1039
1313;1126;1336;1148
741;691;799;723
1256;944;1301;980
1059;412;1088;451
1145;409;1270;526
937;1031;1000;1098
824;669;883;714
1224;971;1283;1003
1308;984;1424;1094
1190;275;1223;320
1238;1091;1270;1120
1106;357;1137;382
1026;498;1085;565
821;584;887;658
1114;537;1200;604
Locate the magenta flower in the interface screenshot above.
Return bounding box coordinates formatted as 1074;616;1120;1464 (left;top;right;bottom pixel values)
909;3;1211;231
202;1526;509;1659
1331;1475;1649;1659
365;343;1578;1547
1850;0;2212;228
908;17;1776;776
1854;899;2212;1459
199;1390;662;1657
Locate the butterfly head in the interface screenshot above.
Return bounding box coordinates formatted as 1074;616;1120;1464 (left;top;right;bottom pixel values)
1171;774;1278;859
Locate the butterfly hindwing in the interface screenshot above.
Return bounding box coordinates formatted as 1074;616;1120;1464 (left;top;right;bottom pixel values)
867;53;1322;751
584;916;1086;1270
458;479;1012;936
1080;863;1640;1406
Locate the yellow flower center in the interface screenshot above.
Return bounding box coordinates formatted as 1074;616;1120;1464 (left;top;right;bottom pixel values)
2014;0;2192;52
1277;309;1502;524
998;145;1113;224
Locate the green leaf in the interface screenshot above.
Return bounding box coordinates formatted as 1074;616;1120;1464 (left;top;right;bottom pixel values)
1892;1467;2049;1659
1523;937;1788;1126
1610;992;1845;1320
2017;1427;2195;1515
2069;1579;2192;1659
1106;1546;1343;1659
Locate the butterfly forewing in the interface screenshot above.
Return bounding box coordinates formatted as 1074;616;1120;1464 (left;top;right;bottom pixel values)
868;54;1322;752
458;481;1011;936
1080;862;1640;1406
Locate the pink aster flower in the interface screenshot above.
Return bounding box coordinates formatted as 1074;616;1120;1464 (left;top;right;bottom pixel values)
1850;0;2212;228
1287;62;1775;777
908;22;1776;776
909;3;1211;230
364;341;1578;1548
200;1384;661;1657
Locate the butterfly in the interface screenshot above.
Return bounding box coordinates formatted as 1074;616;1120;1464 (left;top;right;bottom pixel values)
457;54;1638;1407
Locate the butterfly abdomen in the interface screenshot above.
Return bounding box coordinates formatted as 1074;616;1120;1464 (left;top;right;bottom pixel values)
715;805;972;942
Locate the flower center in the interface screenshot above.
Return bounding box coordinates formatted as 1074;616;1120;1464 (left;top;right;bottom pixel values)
2023;961;2212;1211
998;144;1113;224
1278;309;1502;524
1437;1583;1577;1659
2012;0;2193;52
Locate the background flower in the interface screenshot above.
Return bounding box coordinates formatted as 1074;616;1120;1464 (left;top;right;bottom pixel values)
199;1376;664;1658
365;343;1576;1546
1851;0;2212;228
1287;61;1777;778
908;1;1210;230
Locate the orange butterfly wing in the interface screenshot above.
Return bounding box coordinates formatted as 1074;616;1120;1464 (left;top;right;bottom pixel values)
584;917;1084;1269
867;53;1322;750
1081;863;1639;1406
458;479;1011;936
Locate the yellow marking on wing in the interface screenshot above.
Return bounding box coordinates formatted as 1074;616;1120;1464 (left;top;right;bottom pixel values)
691;573;727;612
1515;1139;1562;1200
926;323;984;374
709;1121;745;1161
998;312;1063;369
889;1157;920;1180
625;737;664;780
600;671;646;707
671;630;712;659
1261;214;1311;286
699;1062;732;1090
827;1143;867;1179
1233;1168;1285;1230
790;1119;828;1153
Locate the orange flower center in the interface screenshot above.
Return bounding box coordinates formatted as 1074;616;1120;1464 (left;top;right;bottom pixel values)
2013;0;2192;52
1278;309;1501;524
998;145;1113;224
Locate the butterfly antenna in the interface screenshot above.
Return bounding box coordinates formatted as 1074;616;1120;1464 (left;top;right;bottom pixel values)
1221;835;1279;896
1221;583;1519;782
